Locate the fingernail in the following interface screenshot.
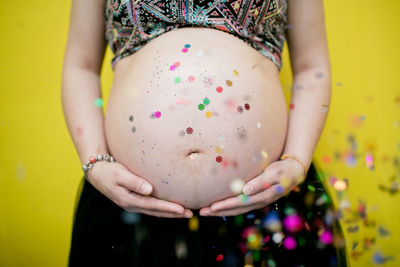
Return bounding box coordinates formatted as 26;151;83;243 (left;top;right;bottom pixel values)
141;183;152;195
243;184;254;195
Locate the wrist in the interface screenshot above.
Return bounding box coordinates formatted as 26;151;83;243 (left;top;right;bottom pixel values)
280;154;308;178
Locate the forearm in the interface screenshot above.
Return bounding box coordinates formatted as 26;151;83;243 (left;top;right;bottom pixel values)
281;67;331;172
61;65;108;165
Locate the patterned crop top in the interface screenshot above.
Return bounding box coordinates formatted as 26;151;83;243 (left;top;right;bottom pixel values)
104;0;288;70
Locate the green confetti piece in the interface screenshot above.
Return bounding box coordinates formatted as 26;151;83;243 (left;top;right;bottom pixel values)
298;237;306;246
307;185;316;192
174;77;182;83
253;250;261;261
94;98;104;108
234;215;244;227
203;97;210;105
198;103;205;110
248;234;257;243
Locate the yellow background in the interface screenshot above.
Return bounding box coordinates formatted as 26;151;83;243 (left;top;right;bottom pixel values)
0;0;399;266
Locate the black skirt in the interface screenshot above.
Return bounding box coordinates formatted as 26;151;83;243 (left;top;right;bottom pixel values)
68;163;347;267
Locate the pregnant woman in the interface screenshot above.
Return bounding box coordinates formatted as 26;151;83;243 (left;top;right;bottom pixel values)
63;0;347;266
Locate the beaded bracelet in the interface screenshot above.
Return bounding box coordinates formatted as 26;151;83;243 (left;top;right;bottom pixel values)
280;154;307;177
82;154;116;180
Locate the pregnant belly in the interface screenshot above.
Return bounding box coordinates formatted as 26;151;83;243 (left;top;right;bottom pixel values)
105;28;288;209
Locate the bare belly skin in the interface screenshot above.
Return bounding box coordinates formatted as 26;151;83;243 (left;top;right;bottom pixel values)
105;27;288;209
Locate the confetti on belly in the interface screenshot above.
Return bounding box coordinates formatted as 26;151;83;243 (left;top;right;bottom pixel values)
226;80;233;86
205;111;212;118
174;77;182;83
237;106;244;113
216;86;223;93
198;104;205;110
289;103;295;110
321;105;329;112
203;97;210;105
182;48;189;53
244;103;250;110
215;145;224;154
131;126;136;133
154;111;161;118
94;98;104;108
230;178;244;194
129;115;134;121
188;76;195;82
186;127;193;134
176;97;183;104
260;150;268;158
315;72;324;79
256;122;261;128
170;64;177;71
216;156;223;163
184;44;191;48
233;70;239;76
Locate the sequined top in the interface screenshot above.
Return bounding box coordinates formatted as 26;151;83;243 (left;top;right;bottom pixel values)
104;0;288;70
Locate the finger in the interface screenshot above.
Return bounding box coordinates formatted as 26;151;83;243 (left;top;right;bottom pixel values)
117;167;154;195
119;187;186;214
212;184;281;212
242;169;282;196
201;204;262;217
135;208;193;218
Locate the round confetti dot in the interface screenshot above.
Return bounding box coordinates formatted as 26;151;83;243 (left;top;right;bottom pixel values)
170;65;176;71
182;48;188;53
272;232;284;244
237;106;243;113
244;103;250;110
216;254;224;262
154;111;161;118
283;214;303;232
188;216;199;231
320;229;333;244
129;115;134;121
260;150;268;158
216;86;223;93
230;178;244;194
188;76;195;82
289;103;295;110
334;180;347;191
131;126;136;133
239;194;249;203
174;77;182;83
233;70;239;76
256;122;261;128
174;61;180;67
215;145;224;154
205;111;212;118
184;44;191;48
94;98;104;108
216;156;223;163
263;182;271;189
186;127;193;134
198;104;205;110
226;80;232;86
197;51;204;57
276;184;284;194
176;98;183;104
203;98;210;105
283;236;297;250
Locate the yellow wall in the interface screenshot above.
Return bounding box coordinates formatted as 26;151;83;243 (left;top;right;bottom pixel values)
0;0;399;266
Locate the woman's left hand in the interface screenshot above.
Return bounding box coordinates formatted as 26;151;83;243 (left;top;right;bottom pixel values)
199;158;307;217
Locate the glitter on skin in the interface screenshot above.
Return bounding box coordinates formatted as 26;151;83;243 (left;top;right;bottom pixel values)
170;65;177;71
198;104;205;110
203;98;210;105
216;86;223;93
95;98;104;108
215;145;224;154
276;185;284;194
230;178;244;194
226;80;233;86
174;77;182;83
244;103;250;110
205;111;212;118
188;76;195;82
154;111;161;118
216;156;223;163
186;127;193;134
233;70;239;76
237;106;244;113
289;103;295;110
174;62;181;67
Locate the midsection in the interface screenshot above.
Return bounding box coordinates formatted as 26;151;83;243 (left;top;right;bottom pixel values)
105;27;288;209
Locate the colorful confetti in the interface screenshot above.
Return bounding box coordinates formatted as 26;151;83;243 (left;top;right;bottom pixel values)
129;115;134;121
184;44;191;48
256;122;261;128
226;80;232;86
233;69;239;76
188;216;199;231
154;111;161;118
283;236;297;250
230;178;244;194
216;254;224;262
198;104;205;110
131;126;136;133
216;156;223;163
216;86;223;93
244;103;250;110
186;127;193;134
94;98;104;108
203;98;210;105
205;111;212;118
237;106;244;113
289;103;295;110
182;48;188;53
174;77;182;83
188;76;195;82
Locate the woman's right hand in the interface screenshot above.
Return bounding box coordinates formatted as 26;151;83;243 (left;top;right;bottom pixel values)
86;161;193;218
